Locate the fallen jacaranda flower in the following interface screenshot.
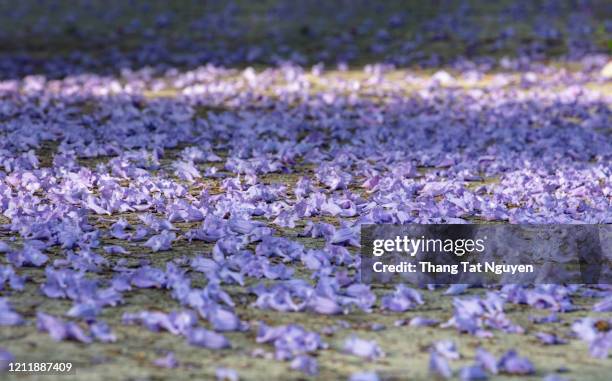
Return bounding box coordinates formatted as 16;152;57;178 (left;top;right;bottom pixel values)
0;264;24;291
535;332;567;345
329;226;360;247
369;323;385;332
257;323;326;360
191;255;245;285
348;371;380;381
131;266;167;288
204;305;248;332
153;352;179;368
445;284;469;295
216;367;239;381
290;354;318;376
90;321;117;342
497;350;535;375
381;284;424;312
444;292;523;336
36;312;92;343
315;164;352;191
250;282;307;312
429;349;453;379
592;295;612;312
8;241;48;267
307;295;343;315
173;160;201;182
504;285;576;312
525;286;576;312
41;267;122;308
459;365;488;381
475;348;498;375
0;298;22;326
109;219;131;240
139;214;176;232
255;236;304;262
299;221;335;239
342;335;384;360
409;316;440;327
0;348;14;371
186;328;230;349
571;318;599;342
571;318;612;358
529;313;560;324
143;230;176;252
67;302;100;320
433;340;460;360
104;245;128;254
589;331;612;359
122;310;197;335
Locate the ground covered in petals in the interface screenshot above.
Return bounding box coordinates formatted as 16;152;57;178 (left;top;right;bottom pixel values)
1;1;611;381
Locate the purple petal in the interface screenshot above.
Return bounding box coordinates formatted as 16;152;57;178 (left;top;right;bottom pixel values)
153;352;179;368
592;296;612;312
104;245;128;254
207;307;246;332
348;372;380;381
459;365;488;381
429;350;453;379
409;316;440;327
498;350;535;375
37;313;92;343
143;230;176;252
216;367;239;381
0;348;14;371
90;321;117;343
381;284;424;312
290;355;318;376
0;241;10;253
0;298;23;326
445;284;469;296
535;332;567;345
131;267;167;288
475;348;498;375
187;328;230;349
589;331;612;359
571;318;598;342
256;323;325;360
434;340;460;360
342;336;384;360
307;295;342;315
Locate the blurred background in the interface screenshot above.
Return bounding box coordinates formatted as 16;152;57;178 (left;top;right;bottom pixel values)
0;0;610;77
